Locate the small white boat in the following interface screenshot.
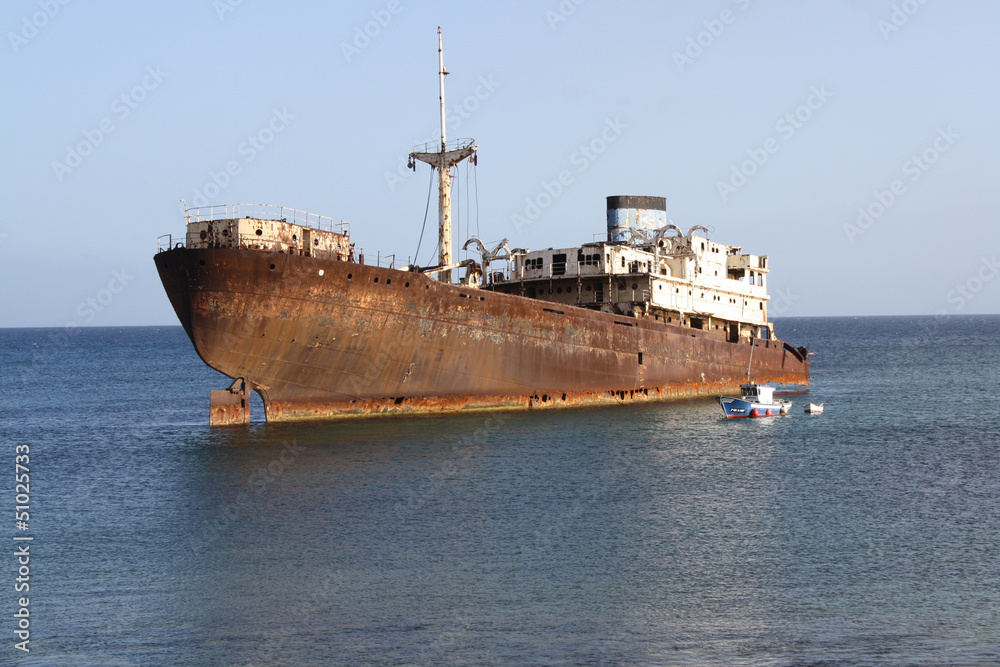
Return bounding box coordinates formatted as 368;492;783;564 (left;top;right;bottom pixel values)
717;383;792;418
804;403;824;414
717;343;794;418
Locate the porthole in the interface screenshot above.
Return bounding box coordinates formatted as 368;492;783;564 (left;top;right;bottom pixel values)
200;230;207;240
255;229;263;236
199;260;206;266
631;283;638;290
318;269;324;276
314;239;319;246
347;273;353;280
386;279;391;285
557;287;563;294
405;282;410;288
374;277;379;283
292;234;297;241
269;264;276;270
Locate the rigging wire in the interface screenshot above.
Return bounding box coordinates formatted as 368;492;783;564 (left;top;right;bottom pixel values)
464;159;470;253
455;164;462;261
473;158;480;241
413;166;435;266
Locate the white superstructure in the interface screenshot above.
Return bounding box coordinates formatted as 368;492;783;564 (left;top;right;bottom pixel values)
485;196;776;343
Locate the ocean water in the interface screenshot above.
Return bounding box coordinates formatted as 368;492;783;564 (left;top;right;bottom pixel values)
1;315;999;666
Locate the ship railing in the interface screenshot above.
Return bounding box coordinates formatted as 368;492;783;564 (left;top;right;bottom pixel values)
353;249;396;269
410;138;476;155
184;203;350;236
157;234;184;252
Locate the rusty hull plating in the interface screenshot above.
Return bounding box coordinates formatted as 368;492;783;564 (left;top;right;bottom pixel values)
154;246;809;424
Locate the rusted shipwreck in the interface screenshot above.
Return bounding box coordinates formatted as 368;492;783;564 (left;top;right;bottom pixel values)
154;29;809;425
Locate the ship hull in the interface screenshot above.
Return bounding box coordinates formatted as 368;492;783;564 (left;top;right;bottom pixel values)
154;247;809;421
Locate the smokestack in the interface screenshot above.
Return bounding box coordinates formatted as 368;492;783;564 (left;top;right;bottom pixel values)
606;195;666;243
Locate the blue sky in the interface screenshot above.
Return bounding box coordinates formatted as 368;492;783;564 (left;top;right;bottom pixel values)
2;0;998;327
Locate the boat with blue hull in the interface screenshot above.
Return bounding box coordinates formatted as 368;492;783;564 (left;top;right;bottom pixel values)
717;383;792;418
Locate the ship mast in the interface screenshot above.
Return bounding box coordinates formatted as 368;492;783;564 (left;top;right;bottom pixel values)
409;27;477;283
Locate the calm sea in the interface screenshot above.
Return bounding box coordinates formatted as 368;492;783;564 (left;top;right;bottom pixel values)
1;316;998;666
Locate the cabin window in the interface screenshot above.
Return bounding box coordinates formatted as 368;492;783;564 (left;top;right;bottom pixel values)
552;253;567;276
621;257;626;268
